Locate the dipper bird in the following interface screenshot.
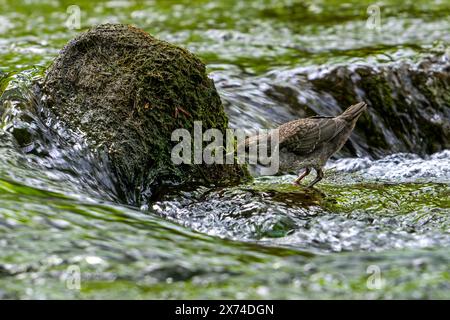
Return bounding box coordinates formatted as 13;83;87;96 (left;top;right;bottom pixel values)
244;102;367;187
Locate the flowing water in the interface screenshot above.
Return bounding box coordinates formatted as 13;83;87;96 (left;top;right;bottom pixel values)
0;0;449;299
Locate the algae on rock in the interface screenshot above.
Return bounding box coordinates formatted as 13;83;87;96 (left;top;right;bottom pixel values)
309;55;450;157
42;24;249;204
261;49;450;158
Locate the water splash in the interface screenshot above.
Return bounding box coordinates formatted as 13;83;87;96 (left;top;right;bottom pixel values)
328;150;450;183
0;70;120;202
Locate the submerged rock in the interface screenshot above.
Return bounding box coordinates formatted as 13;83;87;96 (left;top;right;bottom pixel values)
41;24;249;203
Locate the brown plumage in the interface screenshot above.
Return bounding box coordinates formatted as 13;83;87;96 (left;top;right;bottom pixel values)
244;102;367;187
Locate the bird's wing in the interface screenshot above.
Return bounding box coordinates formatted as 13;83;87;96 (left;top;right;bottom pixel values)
243;132;270;152
278;117;347;154
241;117;347;156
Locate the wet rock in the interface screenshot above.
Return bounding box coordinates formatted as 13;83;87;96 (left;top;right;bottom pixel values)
41;24;249;204
262;49;450;158
153;172;450;253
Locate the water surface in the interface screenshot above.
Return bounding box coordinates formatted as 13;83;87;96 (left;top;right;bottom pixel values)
0;0;449;299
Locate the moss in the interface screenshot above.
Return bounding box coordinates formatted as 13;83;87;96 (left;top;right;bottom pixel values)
41;24;249;204
246;177;449;218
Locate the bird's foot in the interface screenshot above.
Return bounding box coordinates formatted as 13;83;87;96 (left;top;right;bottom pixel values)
306;168;323;188
307;181;323;189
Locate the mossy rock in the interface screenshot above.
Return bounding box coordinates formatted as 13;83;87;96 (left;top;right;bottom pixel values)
263;49;450;158
308;56;450;157
42;24;250;204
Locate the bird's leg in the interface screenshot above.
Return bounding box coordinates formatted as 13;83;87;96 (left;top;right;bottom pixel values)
308;168;324;188
293;168;311;185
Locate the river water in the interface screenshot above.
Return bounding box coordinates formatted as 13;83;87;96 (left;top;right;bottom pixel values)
0;0;449;299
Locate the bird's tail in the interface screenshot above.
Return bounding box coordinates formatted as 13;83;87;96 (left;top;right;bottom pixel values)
339;102;367;121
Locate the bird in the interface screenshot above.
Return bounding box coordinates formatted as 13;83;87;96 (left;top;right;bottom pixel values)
243;102;367;187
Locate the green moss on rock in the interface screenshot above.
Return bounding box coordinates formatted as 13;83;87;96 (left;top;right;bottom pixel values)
42;24;250;204
308;52;450;157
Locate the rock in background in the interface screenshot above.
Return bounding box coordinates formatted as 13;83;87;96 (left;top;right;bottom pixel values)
219;47;450;158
